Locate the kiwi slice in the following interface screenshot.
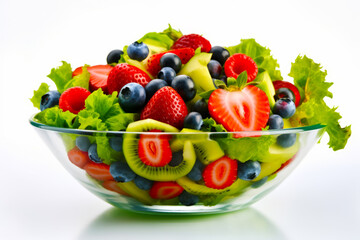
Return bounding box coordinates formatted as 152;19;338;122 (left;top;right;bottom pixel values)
117;181;156;205
193;139;225;165
170;128;209;152
260;138;299;163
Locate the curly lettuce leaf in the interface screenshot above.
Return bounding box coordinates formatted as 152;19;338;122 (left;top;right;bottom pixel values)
47;61;73;93
226;39;282;80
289;55;351;151
201;117;227;132
30;82;50;109
64;65;90;90
34;106;76;128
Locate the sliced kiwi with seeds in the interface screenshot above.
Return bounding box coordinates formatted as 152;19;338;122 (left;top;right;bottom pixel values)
116;181;156;205
193;139;224;165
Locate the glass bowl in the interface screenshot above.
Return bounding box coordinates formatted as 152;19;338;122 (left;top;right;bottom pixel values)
30;117;325;215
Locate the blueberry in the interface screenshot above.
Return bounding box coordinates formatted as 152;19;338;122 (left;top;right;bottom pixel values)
251;176;268;188
144;79;168;101
277;133;297;148
160;53;182;73
237;160;261;181
209;46;230;66
110;161;136;183
88;143;102;163
40;91;61;111
207;60;222;79
273;98;296;119
171;75;196;101
106;49;124;64
118;83;146;112
184;112;203;130
179;191;199;206
267;114;284;130
158;67;176;85
275;88;295;102
134;175;153;190
127;42;149;61
76;136;91;152
191;99;210;119
109;137;123;152
168;151;183;167
187;160;204;181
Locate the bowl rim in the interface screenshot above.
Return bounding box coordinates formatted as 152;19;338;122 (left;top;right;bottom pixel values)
29;115;326;136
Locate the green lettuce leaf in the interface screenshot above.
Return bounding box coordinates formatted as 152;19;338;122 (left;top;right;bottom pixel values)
30;82;50;109
34;106;76;128
64;65;90;90
47;61;73;93
289;55;351;151
226;39;282;80
201;118;227;132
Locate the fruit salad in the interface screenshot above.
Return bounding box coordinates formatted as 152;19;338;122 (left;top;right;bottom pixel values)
30;25;351;207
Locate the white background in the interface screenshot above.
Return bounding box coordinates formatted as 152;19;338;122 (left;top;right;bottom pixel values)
1;0;359;239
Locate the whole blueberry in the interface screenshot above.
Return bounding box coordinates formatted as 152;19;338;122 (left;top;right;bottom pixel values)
183;112;203;130
127;42;149;61
207;60;222;79
118;83;146;112
40;91;61;111
237;160;261;181
191;99;210;119
209;46;230;66
187;160;204;181
88;143;102;163
110;161;136;183
171;75;196;101
134;175;153;190
144;79;168;101
76;136;91;152
158;67;176;85
267;114;284;130
106;49;124;64
160;53;182;73
275;88;295;102
109;137;123;152
179;191;199;206
277;133;297;148
273;98;296;119
168;151;183;167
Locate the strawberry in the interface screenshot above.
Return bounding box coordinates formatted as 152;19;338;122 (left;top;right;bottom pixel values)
84;162;113;181
67;146;91;169
272;80;301;107
59;87;91;114
171;34;211;53
208;85;270;132
224;53;258;82
138;131;172;167
102;180;129;196
73;65;113;93
145;48;195;77
202;156;238;189
140;86;188;129
149;181;184;199
107;63;152;94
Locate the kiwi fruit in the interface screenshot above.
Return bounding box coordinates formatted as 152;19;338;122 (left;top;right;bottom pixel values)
260;138;299;163
193;139;224;165
170;128;209;152
116;181;156;205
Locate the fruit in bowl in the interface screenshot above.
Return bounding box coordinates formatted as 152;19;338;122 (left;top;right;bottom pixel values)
29;25;351;214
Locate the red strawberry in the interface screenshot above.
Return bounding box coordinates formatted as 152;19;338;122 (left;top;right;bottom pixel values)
67;146;91;169
149;181;184;199
140;87;188;129
171;34;212;53
224;53;258;82
202;156;238;189
273;80;301;107
59;87;91;114
84;162;113;181
138;131;172;167
107;63;152;94
73;65;113;93
102;180;129;196
208;85;270;132
145;48;195;76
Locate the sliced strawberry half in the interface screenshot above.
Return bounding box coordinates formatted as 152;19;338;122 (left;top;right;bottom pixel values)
67;146;91;169
272;80;301;107
208;85;270;132
84;162;113;181
59;87;91;114
202;156;238;189
145;48;195;77
171;34;212;53
102;180;129;196
73;65;113;93
149;181;184;199
224;53;258;82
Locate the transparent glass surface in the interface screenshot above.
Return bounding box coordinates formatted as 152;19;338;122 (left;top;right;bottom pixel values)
30;117;325;215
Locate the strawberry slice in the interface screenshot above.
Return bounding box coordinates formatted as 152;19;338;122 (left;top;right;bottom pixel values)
138;131;172;167
59;87;91;114
272;80;301;107
84;162;113;181
145;48;195;77
149;181;184;199
171;34;212;53
208;85;270;132
102;180;129;196
140;86;188;129
107;63;152;94
67;146;91;169
224;53;258;82
202;156;238;189
73;65;113;93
